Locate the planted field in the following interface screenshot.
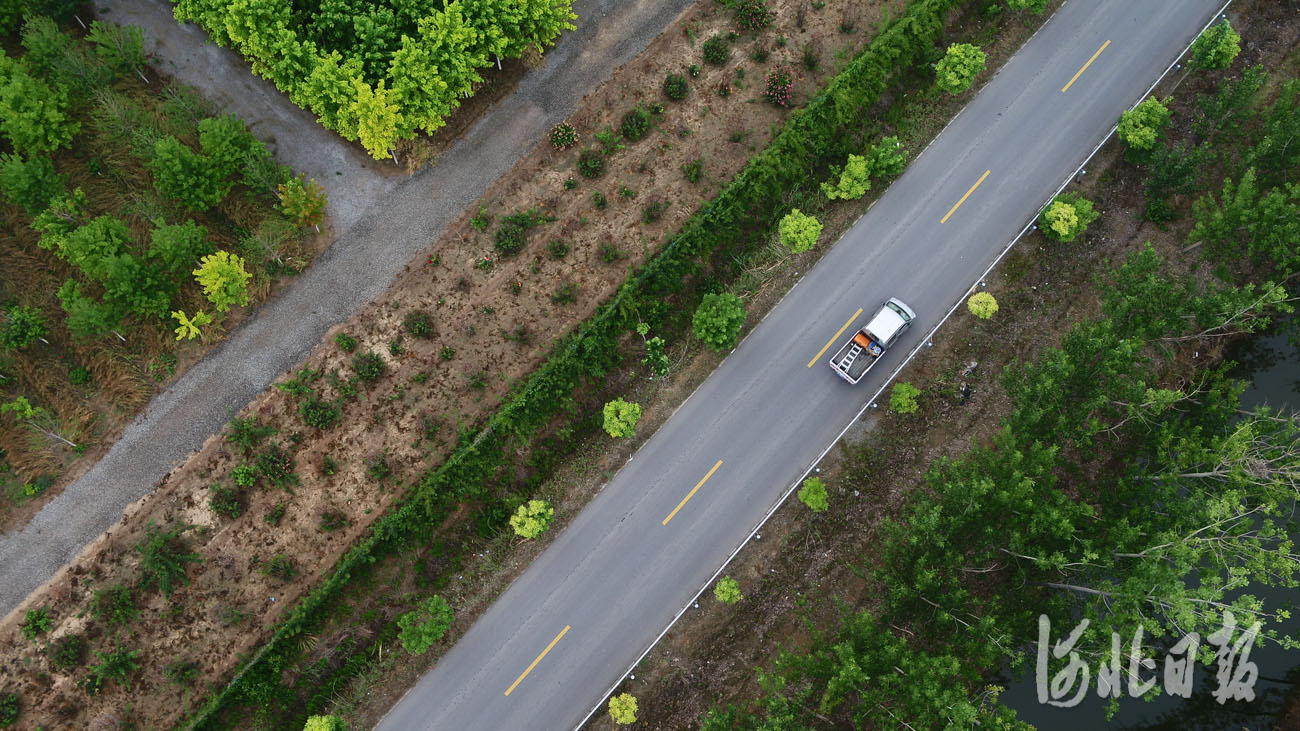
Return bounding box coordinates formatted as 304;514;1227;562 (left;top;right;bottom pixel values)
0;0;914;726
0;17;324;531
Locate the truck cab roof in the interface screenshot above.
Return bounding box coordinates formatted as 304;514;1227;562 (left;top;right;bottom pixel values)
864;298;914;346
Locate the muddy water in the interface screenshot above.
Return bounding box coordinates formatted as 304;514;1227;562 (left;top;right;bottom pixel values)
998;324;1300;730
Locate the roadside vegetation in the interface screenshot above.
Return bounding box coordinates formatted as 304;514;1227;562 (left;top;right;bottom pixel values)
0;14;325;529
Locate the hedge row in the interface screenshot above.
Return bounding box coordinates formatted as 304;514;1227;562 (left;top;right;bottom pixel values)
185;0;973;726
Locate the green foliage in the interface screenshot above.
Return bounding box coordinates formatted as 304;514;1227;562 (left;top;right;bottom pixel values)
865;135;907;178
135;521;201;598
797;476;828;512
966;291;998;319
171;308;212;341
83;641;142;694
509;498;554;539
255;446;297;488
91;583;138;628
149;220;212;276
87;20;146;76
761;63;794;107
45;633;86;671
602;398;642;438
1117;96;1171;153
396;595;454;654
620;106;652;142
577;147;604;178
1190;168;1300;276
150;136;228;211
821;154;871;200
714;576;741;604
934;43;986;95
1006;0;1047;11
0;153;65;216
20;607;53;642
1144;140;1208;223
225;415;275;456
334;332;358;352
494;208;547;256
300;396;341;430
0;54;80;155
403;310;435;338
1189;19;1240;71
608;692;638;724
693;292;746;351
702;34;730;65
193;250;251;312
0;693;15;727
164;658;200;687
303;715;347;731
277;174;327;228
889;381;920;414
261;553;296;582
778;209;822;252
663;73;689;101
1037;191;1099;243
352;350;385;383
681;158;703;183
730;0;772;30
208;483;243;519
1;306;47;351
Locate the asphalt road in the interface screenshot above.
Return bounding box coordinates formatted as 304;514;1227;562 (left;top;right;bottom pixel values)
376;1;1227;729
0;0;695;615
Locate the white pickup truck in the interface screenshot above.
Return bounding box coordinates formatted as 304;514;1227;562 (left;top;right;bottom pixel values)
828;298;916;384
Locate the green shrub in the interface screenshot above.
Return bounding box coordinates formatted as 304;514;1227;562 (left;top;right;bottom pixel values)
609;693;638;725
602;398;642;438
510;499;555;539
732;0;773;30
0;152;65;216
68;365;92;385
1037;192;1099;243
45;633;85;671
798;476;829;512
403;310;435;338
352;350;385;383
397;595;454;654
1117;96;1171;153
664;73;689;102
682;159;703;183
20;607;53;642
135;521;201;598
440;346;456;361
600;242;625;262
577;148;604;178
703;35;730;65
304;714;348;731
967;291;998;319
208;484;243;519
934;43;986;94
255;446;297;488
592;190;608;209
620;107;652;142
0;693;14;727
642;199;670;224
1006;0;1047;11
494;208;547;257
1189;19;1240;71
890;382;921;414
762;63;795;107
334;332;357;352
366;452;392;481
232;462;258;488
225;415;275;455
300;396;340;430
778;209;822;252
548;239;570;259
714;576;742;604
150;136;228;212
551;282;579;305
549;122;578;150
1;305;47;351
83;642;142;694
693;292;746;351
91;583;138;628
261;553;296;581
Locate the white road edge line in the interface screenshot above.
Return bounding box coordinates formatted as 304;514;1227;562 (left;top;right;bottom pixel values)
573;1;1233;728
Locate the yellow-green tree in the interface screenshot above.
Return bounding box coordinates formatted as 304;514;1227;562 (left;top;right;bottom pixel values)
967;291;998;319
889;382;920;414
171;310;212;341
821;154;871;200
602;398;642;438
1117;97;1171;152
509;499;554;539
934;43;986;95
714;576;742;604
303;716;346;731
1189;19;1241;71
608;692;638;725
1038;192;1099;243
193;251;251;313
798;476;828;512
778;208;822;251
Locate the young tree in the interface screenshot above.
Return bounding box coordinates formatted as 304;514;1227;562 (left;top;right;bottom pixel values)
0;153;65;216
1189;168;1300;274
149;220;213;276
934;43;986;95
198;114;259;180
778;209;822;251
351;78;401;161
135;521;201;598
865;135;907;178
277;174;328;229
1;305;47;350
150;136;228;212
608;693;638;725
889;382;921;414
193;251;251;313
797;476;828;512
87;20;146;78
821;154;871;201
57;281;119;340
396;595;454;654
1006;0;1047;12
714;576;742;604
1189;19;1241;71
636;323;671;379
1037;192;1099;243
693;292;746;351
171;310;212;341
509;499;554;539
0;58;80;154
1117;96;1171;153
967;291;998;319
303;716;347;731
2;396;76;447
602;398;642;438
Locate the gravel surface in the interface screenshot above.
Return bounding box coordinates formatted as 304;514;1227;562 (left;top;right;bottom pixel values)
0;0;694;617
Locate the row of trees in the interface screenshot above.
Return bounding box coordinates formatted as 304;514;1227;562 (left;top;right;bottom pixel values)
169;0;577;158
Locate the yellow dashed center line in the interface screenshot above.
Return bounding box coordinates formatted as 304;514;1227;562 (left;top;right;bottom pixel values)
940;169;991;224
662;460;723;526
807;308;863;368
505;625;571;697
1062;40;1111;93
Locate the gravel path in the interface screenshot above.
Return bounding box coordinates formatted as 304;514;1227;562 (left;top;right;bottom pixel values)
0;0;694;616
